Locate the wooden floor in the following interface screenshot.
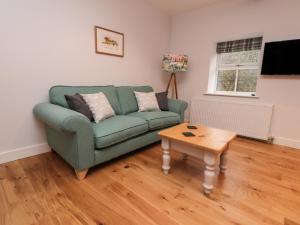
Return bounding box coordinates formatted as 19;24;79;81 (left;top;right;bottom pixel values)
1;138;300;225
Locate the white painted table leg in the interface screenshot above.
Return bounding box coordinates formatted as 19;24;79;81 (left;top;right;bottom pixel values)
220;147;229;173
203;151;218;195
161;138;170;174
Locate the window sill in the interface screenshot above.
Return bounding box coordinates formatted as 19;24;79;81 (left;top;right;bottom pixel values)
204;93;259;99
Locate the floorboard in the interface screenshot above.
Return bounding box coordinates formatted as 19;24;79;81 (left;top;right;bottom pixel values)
0;138;300;225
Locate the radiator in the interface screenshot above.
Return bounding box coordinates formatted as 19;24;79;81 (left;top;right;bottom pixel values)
190;98;273;141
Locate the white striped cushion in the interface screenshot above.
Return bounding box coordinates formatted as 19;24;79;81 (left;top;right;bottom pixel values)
81;92;115;123
134;91;160;112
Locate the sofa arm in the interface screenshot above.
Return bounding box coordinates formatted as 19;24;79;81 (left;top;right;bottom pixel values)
33;103;94;170
168;99;188;122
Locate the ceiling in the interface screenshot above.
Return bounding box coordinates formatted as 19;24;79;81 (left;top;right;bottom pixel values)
145;0;222;15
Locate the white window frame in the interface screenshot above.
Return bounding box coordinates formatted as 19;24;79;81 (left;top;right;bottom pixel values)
214;50;261;97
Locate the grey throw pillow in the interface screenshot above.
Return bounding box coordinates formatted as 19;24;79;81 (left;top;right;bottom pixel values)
65;93;93;121
156;92;169;111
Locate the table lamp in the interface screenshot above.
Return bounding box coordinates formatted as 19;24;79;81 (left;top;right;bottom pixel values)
162;54;188;99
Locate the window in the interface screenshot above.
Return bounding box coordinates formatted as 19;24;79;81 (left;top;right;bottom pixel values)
214;37;263;96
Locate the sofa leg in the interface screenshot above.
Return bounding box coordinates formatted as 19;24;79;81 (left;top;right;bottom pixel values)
75;169;88;180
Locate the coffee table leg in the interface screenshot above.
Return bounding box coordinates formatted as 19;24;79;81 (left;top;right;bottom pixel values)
220;146;229;173
203;152;218;194
161;138;170;174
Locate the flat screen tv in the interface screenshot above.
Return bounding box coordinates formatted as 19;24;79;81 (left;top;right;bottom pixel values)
261;39;300;75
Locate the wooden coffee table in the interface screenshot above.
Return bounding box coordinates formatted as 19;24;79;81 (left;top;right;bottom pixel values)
158;123;236;194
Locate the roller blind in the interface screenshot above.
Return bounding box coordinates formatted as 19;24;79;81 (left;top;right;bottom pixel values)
216;37;263;54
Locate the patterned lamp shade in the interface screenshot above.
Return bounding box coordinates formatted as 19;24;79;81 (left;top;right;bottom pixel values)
162;54;188;73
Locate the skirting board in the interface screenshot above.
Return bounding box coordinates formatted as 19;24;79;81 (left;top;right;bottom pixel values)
0;137;299;164
274;137;300;150
0;143;50;164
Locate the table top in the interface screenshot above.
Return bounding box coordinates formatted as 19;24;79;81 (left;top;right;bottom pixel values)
158;123;237;152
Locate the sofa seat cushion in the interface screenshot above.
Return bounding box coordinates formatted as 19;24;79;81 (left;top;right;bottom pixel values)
128;111;180;130
93;115;148;149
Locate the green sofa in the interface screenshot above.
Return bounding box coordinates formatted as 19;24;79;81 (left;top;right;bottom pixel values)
33;85;188;179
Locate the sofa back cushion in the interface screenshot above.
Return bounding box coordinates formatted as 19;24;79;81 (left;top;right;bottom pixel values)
116;86;153;114
49;86;122;115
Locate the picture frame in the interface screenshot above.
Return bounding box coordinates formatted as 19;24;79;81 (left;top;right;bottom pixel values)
94;26;124;57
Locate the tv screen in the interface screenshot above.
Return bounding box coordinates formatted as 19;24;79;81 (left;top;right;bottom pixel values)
261;39;300;75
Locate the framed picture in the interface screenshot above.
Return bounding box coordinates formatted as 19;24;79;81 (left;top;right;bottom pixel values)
94;26;124;57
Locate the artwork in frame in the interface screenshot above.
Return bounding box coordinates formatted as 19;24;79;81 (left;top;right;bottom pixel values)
94;26;124;57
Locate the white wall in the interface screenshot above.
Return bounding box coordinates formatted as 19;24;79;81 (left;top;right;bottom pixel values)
0;0;170;157
170;0;300;148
